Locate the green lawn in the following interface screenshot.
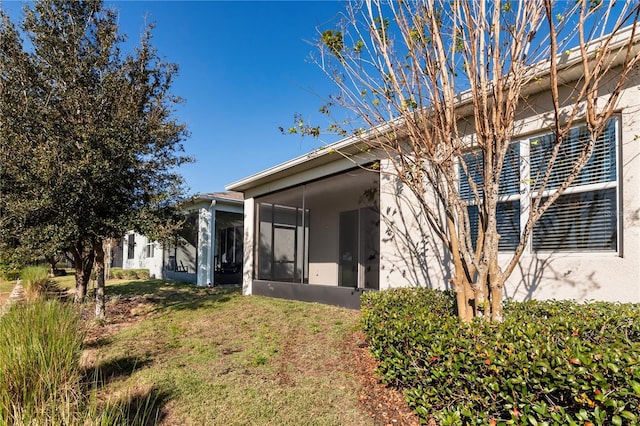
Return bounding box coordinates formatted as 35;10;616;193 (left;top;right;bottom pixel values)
79;279;375;426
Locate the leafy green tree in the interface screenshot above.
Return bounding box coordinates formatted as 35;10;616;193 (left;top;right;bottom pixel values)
293;0;640;321
0;0;191;317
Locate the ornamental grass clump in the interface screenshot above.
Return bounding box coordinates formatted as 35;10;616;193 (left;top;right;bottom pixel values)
0;299;162;425
361;288;640;426
19;266;53;300
0;299;84;424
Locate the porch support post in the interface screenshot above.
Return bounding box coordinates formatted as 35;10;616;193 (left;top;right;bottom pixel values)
243;198;255;295
197;206;212;286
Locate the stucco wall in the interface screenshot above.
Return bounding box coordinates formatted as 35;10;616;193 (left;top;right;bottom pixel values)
242;198;255;295
122;232;163;279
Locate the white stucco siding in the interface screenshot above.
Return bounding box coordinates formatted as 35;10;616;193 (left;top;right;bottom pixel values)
242;197;255;295
122;232;163;279
197;207;212;286
378;159;451;291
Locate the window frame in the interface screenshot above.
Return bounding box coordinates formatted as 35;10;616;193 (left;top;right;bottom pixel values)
144;242;155;259
526;117;620;254
127;234;135;260
458;116;620;255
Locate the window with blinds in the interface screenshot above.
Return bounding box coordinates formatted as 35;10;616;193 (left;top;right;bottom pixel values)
531;119;618;252
467;201;521;251
457;117;619;253
530;119;617;191
459;143;521;200
532;189;617;251
459;143;521;251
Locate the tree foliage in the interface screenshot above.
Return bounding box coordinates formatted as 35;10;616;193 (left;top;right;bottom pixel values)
0;0;191;316
299;0;640;321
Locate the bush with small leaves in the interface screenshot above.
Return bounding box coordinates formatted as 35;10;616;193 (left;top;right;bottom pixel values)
361;288;640;425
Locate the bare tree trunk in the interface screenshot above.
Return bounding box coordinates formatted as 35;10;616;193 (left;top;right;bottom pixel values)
44;255;57;278
69;241;94;303
448;218;475;322
490;285;503;322
94;241;106;319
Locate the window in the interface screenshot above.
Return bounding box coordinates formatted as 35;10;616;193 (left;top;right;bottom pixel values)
459;142;521;251
145;243;154;258
458;117;618;253
530;119;618;252
127;234;135;259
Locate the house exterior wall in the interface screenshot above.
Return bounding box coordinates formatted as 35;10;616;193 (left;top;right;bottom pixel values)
378;71;640;303
232;53;640;305
122;196;244;286
122;232;163;279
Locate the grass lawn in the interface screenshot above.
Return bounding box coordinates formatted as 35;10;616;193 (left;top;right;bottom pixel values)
73;279;406;426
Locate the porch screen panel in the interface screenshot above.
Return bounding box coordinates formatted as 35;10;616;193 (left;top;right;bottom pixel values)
339;210;358;287
273;226;296;281
258;204;272;279
256;202;309;283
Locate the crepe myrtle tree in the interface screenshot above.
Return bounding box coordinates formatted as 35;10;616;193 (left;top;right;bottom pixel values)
0;0;191;318
287;0;640;321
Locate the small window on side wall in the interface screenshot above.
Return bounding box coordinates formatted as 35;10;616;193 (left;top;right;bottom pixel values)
127;234;135;259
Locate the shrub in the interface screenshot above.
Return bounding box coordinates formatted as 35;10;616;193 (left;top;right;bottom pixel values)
109;267;124;279
135;269;150;280
0;269;20;282
108;268;149;280
53;268;67;276
361;288;640;425
20;266;52;299
0;263;20;281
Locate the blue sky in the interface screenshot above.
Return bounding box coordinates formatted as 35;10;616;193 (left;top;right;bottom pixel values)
3;1;347;195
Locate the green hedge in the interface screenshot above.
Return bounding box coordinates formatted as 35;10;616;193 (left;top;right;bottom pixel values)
361;288;640;425
108;268;150;280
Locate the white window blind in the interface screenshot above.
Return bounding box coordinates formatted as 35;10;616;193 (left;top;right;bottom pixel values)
532;189;617;251
530;119;617;191
531;118;618;252
459;143;521;201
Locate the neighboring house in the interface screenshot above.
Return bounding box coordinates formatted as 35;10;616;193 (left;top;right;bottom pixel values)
122;191;244;286
227;35;640;309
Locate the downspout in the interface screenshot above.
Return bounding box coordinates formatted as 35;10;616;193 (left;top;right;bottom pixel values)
209;199;216;287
